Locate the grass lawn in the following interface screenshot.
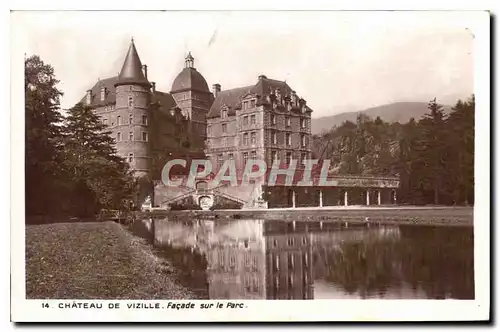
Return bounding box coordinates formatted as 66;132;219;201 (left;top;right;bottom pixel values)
26;221;197;299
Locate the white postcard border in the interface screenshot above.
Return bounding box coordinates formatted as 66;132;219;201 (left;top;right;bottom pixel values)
10;9;491;322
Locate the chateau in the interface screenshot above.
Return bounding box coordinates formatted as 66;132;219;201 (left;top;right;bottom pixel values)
83;39;399;209
82;39;315;207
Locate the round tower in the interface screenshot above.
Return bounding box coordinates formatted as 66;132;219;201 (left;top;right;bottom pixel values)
170;52;213;143
114;38;151;179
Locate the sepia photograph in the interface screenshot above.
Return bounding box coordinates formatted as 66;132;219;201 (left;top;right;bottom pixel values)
10;9;490;322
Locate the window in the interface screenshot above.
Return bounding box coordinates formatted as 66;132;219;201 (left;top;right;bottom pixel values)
243;116;248;126
222;123;227;134
217;154;224;169
301;152;307;166
271;150;278;162
243;133;249;146
243;152;249;164
272;131;277;144
288;253;295;270
250;114;256;125
250;132;256;145
117;115;121;125
303;252;308;267
116;132;121;141
103;118;108;126
271;114;276;125
250;99;256;108
86;91;92;105
222;137;227;146
142;132;148;142
222;109;227;119
129;113;133;124
286;152;292;164
273;239;278;247
288;237;295;246
128;96;133;107
129;132;134;141
286;133;291;146
251;151;257;160
228;153;234;160
285;116;291;127
245;255;251;267
128;153;134;163
142;115;148;125
301;135;306;147
243;101;248;110
300;118;306;129
100;87;106;101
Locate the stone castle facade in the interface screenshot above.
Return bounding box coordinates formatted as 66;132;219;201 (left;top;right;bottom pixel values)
82;39;314;206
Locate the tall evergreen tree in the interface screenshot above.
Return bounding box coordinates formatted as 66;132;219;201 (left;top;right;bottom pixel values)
62;103;137;216
25;55;66;216
415;98;448;204
446;95;475;204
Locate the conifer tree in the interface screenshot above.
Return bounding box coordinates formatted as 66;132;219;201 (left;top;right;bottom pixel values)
25;55;66;216
62;102;136;216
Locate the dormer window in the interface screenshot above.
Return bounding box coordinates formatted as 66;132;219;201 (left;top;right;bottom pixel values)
250;99;256;108
100;87;106;101
221;109;228;119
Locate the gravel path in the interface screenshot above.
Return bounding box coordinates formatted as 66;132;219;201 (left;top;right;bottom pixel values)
26;221;198;299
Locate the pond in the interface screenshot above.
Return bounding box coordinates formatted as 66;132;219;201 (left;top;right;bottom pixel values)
142;218;474;300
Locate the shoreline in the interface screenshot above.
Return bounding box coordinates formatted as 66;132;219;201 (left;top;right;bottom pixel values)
139;206;474;227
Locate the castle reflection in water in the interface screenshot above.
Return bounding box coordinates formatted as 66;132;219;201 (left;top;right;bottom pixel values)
152;219;408;300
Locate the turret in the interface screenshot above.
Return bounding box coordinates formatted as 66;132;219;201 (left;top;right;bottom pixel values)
114;38;151;179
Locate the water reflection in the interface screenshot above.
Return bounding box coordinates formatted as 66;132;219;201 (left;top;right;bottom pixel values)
151;219;474;300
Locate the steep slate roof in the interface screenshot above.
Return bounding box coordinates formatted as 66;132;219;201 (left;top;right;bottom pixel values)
207;76;304;119
151;91;178;116
81;76;177;113
115;39;150;87
207;86;254;118
80;76;118;107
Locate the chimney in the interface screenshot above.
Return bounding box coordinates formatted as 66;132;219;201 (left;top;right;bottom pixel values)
151;82;156;93
142;64;148;79
86;89;92;105
212;83;221;98
258;74;267;80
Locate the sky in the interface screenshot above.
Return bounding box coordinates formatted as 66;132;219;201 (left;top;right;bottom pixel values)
12;11;474;118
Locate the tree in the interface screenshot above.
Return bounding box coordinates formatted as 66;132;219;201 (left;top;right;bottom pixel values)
61;102;136;216
25;55;66;216
446;95;475;204
415;98;448;204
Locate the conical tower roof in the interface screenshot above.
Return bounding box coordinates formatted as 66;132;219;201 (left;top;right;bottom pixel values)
115;38;150;87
